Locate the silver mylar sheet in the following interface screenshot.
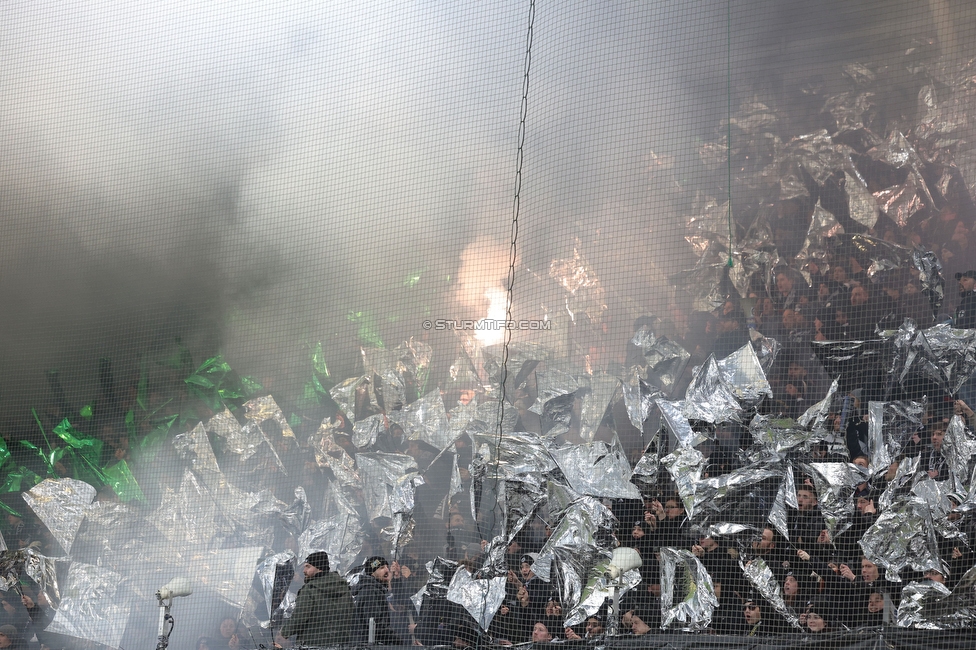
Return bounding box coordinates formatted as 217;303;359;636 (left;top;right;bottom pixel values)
45;562;130;648
803;462;857;536
897;580;954;629
661;446;706;518
750;330;781;376
909;324;976;396
355;452;419;522
329;375;372;424
173;422;223;483
498;472;547;545
770;464;797;542
797;379;839;432
193;546;265;611
670;263;729;313
912;248;945;317
659;547;717;631
867;400;925;476
622;368;660;432
255;550;297;621
309;418;361;488
691;463;785;532
846;169;880;228
550;441;641;500
384;473;424;552
716;343;772;407
208;408;263;461
220;484;286;549
352;413;386;449
567;563;640;628
683;355;742;423
631;449;660;498
392;388;454;451
469;430;557;477
860;493;942;582
244;395;297;442
529;363;584;416
739;557;800;629
299;485;364;575
657;399;705;449
630;330;692;395
579;375;621;443
280;487;312;540
412;557;459;613
23;478;96;557
536;496;616;615
446;568;506;631
796;202;845;271
749;415;824;457
943;415;976;493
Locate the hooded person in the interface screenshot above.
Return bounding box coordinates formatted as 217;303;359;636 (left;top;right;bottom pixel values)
280;551;356;646
351;556;401;645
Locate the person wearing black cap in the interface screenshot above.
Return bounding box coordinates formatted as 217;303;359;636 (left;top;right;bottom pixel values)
0;625;26;650
280;551;355;646
518;553;548;612
954;270;976;329
351;556;401;644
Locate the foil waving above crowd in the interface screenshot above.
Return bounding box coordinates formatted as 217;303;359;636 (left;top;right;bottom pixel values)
5;58;976;650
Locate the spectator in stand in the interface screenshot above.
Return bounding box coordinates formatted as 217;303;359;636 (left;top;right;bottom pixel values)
791;484;823;549
351;556;401;645
650;496;688;548
801;600;833;634
530;621;558;643
925;416;950;481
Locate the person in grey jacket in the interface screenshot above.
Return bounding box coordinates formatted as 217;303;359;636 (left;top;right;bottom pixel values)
280;551;355;646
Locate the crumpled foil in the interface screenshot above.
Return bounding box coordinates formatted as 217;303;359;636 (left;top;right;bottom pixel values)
529;363;583;416
391;389;454;451
299;485;364;575
549;441;641;500
568;561;641;628
908;324;976;396
750;330;781;376
803;462;857;537
944;415;976;493
861;481;948;582
796;202;845;273
770;465;798;542
671;263;729;313
866;131;932;227
0;548;59;602
356;452;419;522
912;248;945;317
497;473;547;547
622;367;661;433
739;557;799;629
535;496;616;615
207;408;268;462
811;339;888;393
469;430;557;477
691;462;786;532
23;478;97;556
579;375;620;442
220;484;286;549
661;446;706;517
716;343;772;407
657;399;706;449
173;422;224;484
897;579;954;628
796;379;839;432
631;448;660;498
309;418;361;487
549;245;608;324
329;375;375;424
45;562;130;648
683;355;742;423
898;565;976;629
629;331;691;396
659;547;717;631
352;413;386;449
195;546;265;611
255;550;296;622
381;473;425;552
280;488;312;540
867;400;925;476
446;568;506;631
244;395;296;440
412;557;458;613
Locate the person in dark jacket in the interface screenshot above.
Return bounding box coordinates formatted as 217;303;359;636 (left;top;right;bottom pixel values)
352;556;401;645
280;551;355;646
0;625;27;650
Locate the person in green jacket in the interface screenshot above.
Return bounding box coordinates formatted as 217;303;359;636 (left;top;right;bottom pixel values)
280;551;355;646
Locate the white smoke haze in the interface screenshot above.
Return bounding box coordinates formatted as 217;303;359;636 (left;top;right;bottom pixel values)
0;2;974;644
